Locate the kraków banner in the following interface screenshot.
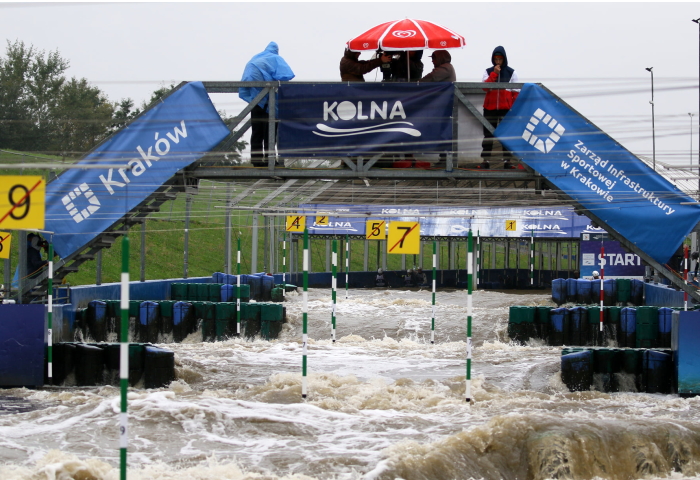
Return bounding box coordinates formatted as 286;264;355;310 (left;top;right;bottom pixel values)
277;83;454;156
45;82;230;259
494;84;700;264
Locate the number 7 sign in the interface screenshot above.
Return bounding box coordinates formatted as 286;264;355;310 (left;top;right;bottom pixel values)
387;221;420;254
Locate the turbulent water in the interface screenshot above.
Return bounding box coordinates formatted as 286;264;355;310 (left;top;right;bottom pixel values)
2;288;700;480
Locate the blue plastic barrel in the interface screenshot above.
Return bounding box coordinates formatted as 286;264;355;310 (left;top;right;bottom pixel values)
212;272;224;283
576;279;592;304
642;350;672;394
246;275;262;301
603;279;616;306
221;284;234;302
566;278;578;303
139;301;160;343
631;279;644;305
87;300;107;342
568;306;587;346
620;307;637;348
173;301;193;342
552;279;566;305
658;307;673;348
224;274;236;285
561;350;593;391
550;307;569;346
260;275;275;301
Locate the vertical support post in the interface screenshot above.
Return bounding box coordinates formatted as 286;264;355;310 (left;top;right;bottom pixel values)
431;241;436;344
268;86;277;169
466;230;473;403
599;243;605;332
363;239;369;272
325;239;331;272
263;216;269;272
476;231;480;286
530;230;534;286
96;250;102;286
332;239;337;343
684;245;689;311
47;242;54;385
18;231;26;304
382;240;387;271
184;194;191;279
119;236;130;480
345;234;349;299
302;229;309;399
237;238;241;335
140;220;146;282
251;213;259;273
225;183;233;275
282;232;286;300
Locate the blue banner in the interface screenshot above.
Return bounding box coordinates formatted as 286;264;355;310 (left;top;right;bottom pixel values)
297;203;600;238
278;83;454;156
46;82;230;258
495;84;700;264
579;238;645;279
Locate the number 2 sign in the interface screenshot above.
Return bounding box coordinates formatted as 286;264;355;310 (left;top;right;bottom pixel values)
0;176;45;230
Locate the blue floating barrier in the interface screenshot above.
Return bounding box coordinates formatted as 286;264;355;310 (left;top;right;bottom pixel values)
552;279;566;305
561;350;593;391
620;307;637;348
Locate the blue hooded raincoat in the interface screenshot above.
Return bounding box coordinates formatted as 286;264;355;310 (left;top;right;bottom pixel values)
239;42;295;113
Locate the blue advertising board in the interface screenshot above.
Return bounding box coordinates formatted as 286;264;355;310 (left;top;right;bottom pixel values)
579;237;645;279
45;82;230;259
494;84;700;264
297;204;601;238
278;83;454;156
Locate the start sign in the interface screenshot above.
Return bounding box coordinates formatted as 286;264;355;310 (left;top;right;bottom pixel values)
387;221;420;254
0;176;45;230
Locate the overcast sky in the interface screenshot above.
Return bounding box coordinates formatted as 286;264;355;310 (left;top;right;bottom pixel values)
1;1;699;164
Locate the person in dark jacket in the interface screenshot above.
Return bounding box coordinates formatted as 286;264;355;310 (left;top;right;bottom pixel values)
26;233;48;278
420;50;456;82
340;49;391;82
383;51;424;82
481;46;520;169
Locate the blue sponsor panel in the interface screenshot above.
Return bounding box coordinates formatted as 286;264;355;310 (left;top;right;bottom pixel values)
278;83;454;156
45;82;230;259
494;83;700;264
579;237;645;279
299;203;601;238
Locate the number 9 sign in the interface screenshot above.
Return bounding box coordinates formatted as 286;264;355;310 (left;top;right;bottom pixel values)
0;176;45;229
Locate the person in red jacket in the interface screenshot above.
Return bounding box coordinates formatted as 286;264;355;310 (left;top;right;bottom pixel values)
480;46;520;169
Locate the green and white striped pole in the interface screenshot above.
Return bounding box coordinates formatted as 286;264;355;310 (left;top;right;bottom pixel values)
282;232;286;300
345;234;349;299
476;230;480;286
466;230;473;403
431;241;437;344
236;238;241;335
331;239;337;343
119;236;130;479
47;242;54;385
530;230;534;286
302;229;309;399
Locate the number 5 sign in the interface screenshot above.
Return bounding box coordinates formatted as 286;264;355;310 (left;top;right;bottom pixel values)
387;221;420;254
0;232;11;259
0;176;45;229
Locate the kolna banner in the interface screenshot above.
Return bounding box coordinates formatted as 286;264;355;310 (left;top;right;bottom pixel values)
277;83;454;157
45;82;230;259
494;83;700;264
297;203;601;238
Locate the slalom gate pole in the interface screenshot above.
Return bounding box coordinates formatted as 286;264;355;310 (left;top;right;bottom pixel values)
599;243;604;333
431;241;436;344
684;245;689;311
236;238;241;335
345;234;349;299
332;239;337;343
282;232;286;300
119;236;130;480
476;230;480;286
466;230;473;403
530;230;534;286
47;241;53;385
302;229;309;399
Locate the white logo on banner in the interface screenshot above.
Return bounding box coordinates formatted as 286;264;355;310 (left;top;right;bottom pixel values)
522;108;566;153
392;30;416;38
314;100;421;138
62;182;101;224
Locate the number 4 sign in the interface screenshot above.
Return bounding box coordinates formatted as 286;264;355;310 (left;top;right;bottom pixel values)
387;221;420;254
0;176;45;230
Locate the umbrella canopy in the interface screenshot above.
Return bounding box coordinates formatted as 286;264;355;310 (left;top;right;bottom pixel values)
346;18;465;52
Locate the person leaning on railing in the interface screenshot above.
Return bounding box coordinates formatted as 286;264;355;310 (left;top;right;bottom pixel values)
419;50;456;83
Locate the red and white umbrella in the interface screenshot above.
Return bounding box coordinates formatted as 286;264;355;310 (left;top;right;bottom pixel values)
346;18;465;52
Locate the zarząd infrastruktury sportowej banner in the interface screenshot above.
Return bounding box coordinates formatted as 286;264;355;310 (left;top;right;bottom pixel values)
45;82;230;259
494;83;700;265
277;83;454;157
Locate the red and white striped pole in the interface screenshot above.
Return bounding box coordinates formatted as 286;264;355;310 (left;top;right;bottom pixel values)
684;245;689;311
599;243;605;333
